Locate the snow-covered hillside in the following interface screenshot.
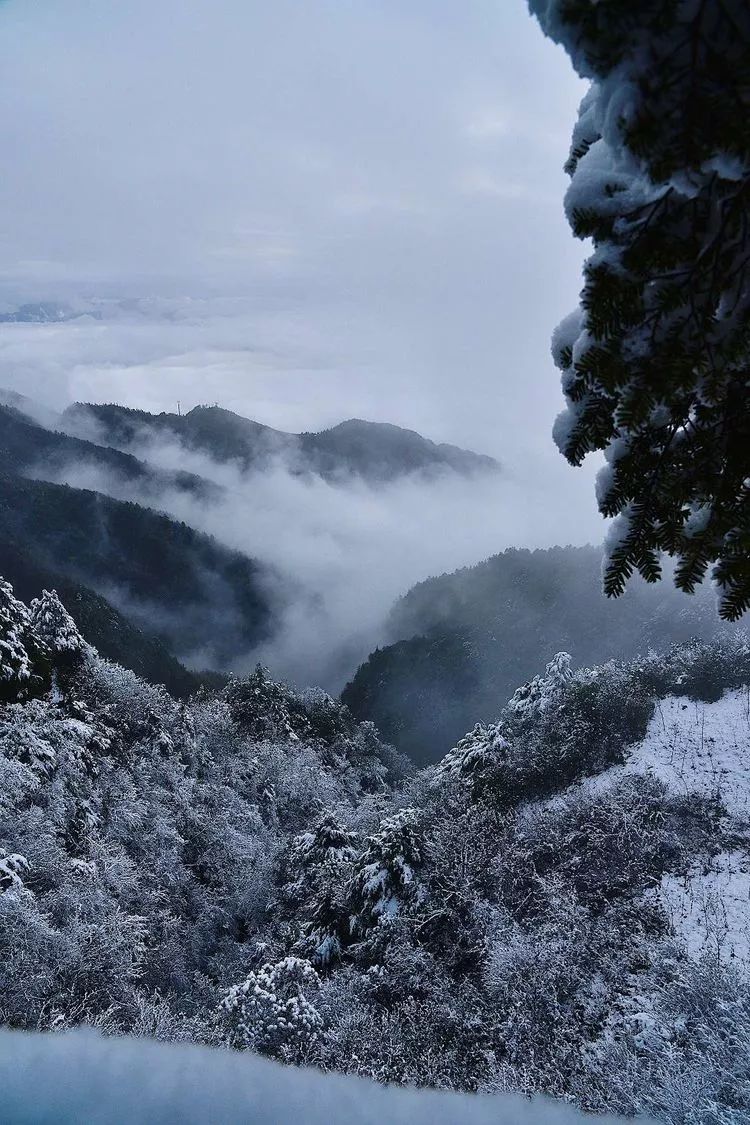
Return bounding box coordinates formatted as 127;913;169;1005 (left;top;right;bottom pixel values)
617;690;750;818
601;691;750;967
518;660;750;972
1;580;749;1123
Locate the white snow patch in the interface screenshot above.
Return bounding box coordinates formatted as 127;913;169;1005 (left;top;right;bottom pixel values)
585;689;750;969
628;690;750;819
657;850;750;966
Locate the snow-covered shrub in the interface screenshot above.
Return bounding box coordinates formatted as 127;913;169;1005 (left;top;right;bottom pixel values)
222;956;323;1061
497;775;716;920
577;954;750;1125
635;634;750;704
317;967;496;1090
0;850;30;893
442;658;653;807
124;992;222;1046
0;700;59;775
507;651;574;720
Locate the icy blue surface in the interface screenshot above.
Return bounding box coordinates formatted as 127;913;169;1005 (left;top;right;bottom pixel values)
0;1029;652;1124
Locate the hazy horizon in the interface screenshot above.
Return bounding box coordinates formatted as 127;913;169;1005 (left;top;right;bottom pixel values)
0;0;611;689
0;1;591;483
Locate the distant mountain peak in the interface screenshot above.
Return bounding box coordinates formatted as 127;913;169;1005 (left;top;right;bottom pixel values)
324;418;409;432
0;301;101;324
62;401;500;483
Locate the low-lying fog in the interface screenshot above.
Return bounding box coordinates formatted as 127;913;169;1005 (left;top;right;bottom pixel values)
0;0;598;689
22;388;601;690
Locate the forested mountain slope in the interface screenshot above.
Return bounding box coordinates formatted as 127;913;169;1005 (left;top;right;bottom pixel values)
0;474;274;667
0;541;219;697
343;545;727;763
63;402;500;482
0;394;499;690
1;579;748;1123
0;404;218;502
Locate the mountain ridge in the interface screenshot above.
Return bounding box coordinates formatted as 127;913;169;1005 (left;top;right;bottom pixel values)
0;404;219;502
0;472;275;668
62;402;500;483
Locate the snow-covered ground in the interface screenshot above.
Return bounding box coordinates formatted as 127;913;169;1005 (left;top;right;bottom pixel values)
602;689;750;968
659;850;750;965
0;1030;652;1125
629;691;750;819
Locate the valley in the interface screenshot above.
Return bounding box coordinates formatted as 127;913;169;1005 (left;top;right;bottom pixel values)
2;2;748;1119
0;579;747;1123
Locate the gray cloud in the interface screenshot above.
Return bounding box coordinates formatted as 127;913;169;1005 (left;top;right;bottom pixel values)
0;0;587;468
0;0;603;680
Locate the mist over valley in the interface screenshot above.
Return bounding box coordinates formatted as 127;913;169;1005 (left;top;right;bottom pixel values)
2;3;748;1120
0;381;605;694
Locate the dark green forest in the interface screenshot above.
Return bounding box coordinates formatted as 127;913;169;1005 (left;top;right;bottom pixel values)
0;540;222;697
0;472;273;668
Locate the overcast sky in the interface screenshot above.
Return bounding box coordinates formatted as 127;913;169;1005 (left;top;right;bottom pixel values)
0;0;591;477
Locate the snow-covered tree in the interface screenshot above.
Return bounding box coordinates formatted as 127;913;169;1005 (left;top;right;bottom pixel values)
507;651;574;720
282;813;359;967
290;812;359;874
531;1;750;618
440;654;574;789
0;579;48;702
439;722;510;784
221;956;323;1060
30;590;88;662
225;665;305;742
348;808;424;939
